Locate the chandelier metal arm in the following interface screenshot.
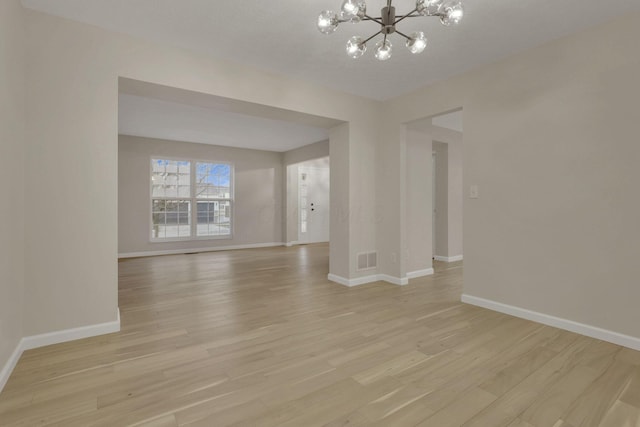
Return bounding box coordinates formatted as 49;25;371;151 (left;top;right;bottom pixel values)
394;29;412;41
393;8;420;25
362;30;383;44
362;14;384;25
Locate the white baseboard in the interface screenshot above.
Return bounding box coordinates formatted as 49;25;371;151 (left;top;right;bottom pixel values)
434;255;463;262
461;295;640;352
0;308;120;394
285;241;299;247
407;268;435;279
0;340;24;394
327;273;408;287
118;242;285;259
328;273;376;287
22;309;121;350
378;274;409;286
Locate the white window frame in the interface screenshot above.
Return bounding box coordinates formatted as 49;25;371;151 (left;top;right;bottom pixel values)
150;157;234;242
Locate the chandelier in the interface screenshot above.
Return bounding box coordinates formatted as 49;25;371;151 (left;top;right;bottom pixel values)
317;0;464;60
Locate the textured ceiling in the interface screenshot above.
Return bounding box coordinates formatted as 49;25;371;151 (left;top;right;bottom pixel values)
22;0;640;100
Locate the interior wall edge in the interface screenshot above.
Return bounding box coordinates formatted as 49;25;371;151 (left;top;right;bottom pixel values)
0;339;23;395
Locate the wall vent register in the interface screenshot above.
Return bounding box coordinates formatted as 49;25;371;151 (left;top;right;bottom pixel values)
357;251;378;270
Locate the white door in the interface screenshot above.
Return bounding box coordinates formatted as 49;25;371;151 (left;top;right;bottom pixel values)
299;167;330;243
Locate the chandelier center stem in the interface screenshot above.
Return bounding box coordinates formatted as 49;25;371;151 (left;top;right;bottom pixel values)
381;6;396;34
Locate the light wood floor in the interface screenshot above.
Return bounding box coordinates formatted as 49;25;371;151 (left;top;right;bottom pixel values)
1;243;640;426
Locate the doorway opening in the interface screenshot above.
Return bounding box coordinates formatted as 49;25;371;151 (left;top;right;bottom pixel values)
298;159;330;244
405;108;464;276
285;156;330;246
117;78;340;262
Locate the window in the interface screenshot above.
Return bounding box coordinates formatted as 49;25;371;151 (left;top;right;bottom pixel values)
299;171;308;234
195;163;232;237
151;158;233;241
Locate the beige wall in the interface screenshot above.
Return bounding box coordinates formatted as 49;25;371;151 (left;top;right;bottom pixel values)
403;123;463;263
434;141;449;257
0;0;25;375
23;9;379;336
431;125;463;259
385;13;640;338
329;123;351;279
405;130;433;273
118;135;284;255
349;119;380;278
376;112;404;278
283;140;329;166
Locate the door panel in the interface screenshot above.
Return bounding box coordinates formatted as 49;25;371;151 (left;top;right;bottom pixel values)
299;167;330;243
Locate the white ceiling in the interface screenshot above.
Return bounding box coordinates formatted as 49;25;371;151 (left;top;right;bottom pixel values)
21;1;640;100
118;94;330;152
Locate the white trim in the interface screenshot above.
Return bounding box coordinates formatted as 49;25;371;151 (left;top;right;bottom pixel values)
22;309;121;351
461;295;640;352
285;241;299;247
434;255;463;262
407;268;435;279
0;340;23;394
378;274;409;286
327;274;409;287
327;273;377;287
118;242;285;259
0;309;120;394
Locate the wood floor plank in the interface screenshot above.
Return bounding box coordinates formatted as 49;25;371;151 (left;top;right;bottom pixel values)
416;386;497;426
620;366;640;408
0;244;638;426
519;365;601;426
598;400;640;427
561;359;634;426
352;350;431;385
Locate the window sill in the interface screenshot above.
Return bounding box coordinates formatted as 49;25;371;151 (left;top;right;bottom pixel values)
149;235;233;243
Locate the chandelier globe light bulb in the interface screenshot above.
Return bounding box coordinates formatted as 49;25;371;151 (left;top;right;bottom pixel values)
317;10;339;34
341;0;366;18
346;36;367;58
375;39;392;61
416;0;444;16
406;31;427;54
440;1;464;26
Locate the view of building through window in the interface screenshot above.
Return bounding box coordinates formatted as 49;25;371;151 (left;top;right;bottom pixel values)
151;159;232;240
